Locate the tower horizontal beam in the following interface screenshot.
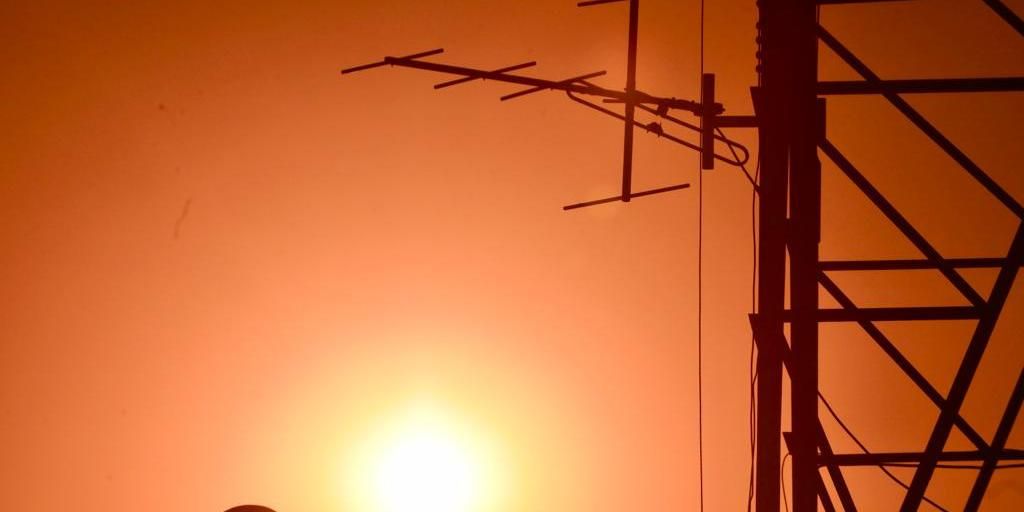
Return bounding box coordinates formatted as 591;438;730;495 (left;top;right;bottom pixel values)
780;306;980;322
821;139;986;306
821;449;1024;466
817;0;912;4
903;223;1024;510
818;26;1024;219
818;272;991;450
820;257;1019;270
818;77;1024;95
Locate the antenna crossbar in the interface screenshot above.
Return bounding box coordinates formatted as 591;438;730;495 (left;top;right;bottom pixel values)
343;54;720;115
577;0;626;7
501;71;608;101
563;182;691;210
340;48;444;74
434;61;537;89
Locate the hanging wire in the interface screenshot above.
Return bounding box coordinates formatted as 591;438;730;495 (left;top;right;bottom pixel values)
696;0;707;509
746;157;760;512
563;89;750;166
711;115;761;512
819;392;951;512
781;452;792;512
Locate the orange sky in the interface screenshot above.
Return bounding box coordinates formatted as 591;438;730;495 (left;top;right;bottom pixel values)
2;1;1023;511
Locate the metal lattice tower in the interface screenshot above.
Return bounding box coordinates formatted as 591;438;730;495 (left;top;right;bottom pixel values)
752;1;1024;510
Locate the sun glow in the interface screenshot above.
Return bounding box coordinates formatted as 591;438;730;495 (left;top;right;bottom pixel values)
349;404;495;512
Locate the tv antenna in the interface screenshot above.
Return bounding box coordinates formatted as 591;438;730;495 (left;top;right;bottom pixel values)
342;0;756;210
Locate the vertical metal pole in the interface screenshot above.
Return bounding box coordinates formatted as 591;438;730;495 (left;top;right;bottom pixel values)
753;89;786;512
788;0;822;505
756;1;820;511
753;3;788;510
621;0;640;201
701;73;716;170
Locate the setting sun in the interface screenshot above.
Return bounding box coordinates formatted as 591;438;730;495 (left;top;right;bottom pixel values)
347;404;496;512
372;423;478;512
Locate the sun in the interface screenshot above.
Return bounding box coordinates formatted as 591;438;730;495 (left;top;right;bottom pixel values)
371;423;479;512
353;405;492;512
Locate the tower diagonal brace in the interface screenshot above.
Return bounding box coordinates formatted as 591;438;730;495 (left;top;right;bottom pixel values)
902;223;1024;511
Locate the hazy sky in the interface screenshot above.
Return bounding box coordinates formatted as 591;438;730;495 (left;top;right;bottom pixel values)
2;1;1023;511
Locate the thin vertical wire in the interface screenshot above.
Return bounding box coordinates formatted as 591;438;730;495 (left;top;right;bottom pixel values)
697;140;705;512
697;1;706;511
747;158;760;512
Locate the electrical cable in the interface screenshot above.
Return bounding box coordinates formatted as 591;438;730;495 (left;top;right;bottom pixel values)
694;5;760;511
819;392;951;512
697;137;706;512
696;1;706;511
718;127;758;189
711;83;762;512
781;452;791;512
746;157;760;512
715;120;761;512
563;89;750;167
750;156;760;506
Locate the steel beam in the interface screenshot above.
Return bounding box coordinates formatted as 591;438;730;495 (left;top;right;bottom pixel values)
902;223;1024;510
818;26;1024;219
965;366;1024;511
789;101;821;511
818;273;990;450
823;449;1024;466
982;0;1024;36
818;424;857;511
784;431;841;512
817;0;911;4
753;1;792;508
820;140;985;306
820;257;1017;271
781;306;979;322
818;77;1024;95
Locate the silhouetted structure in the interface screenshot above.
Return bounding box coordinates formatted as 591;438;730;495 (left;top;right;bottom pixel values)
225;505;276;512
752;1;1024;511
342;3;752;210
343;0;1024;510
